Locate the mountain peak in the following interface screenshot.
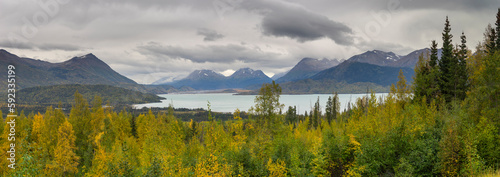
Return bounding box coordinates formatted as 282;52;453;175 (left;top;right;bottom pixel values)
297;57;318;64
230;68;268;79
83;53;96;58
388;48;442;68
276;57;340;83
186;69;225;80
347;50;401;66
64;53;108;68
236;67;255;73
75;53;99;60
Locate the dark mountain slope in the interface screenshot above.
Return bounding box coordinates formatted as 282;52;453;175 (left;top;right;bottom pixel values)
311;61;414;86
227;68;272;88
0;49;137;90
276;58;340;83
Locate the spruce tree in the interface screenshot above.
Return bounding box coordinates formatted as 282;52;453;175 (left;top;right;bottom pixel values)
439;16;456;102
429;40;440;99
457;32;469;100
430;40;439;67
486;26;497;54
312;97;320;129
412;53;431;101
495;8;500;51
325;96;333;124
285;106;297;125
325;92;339;124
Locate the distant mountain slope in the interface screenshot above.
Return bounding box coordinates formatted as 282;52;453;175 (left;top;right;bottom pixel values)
169;68;272;90
17;84;163;105
227;68;272;88
169;69;228;90
54;54;137;84
276;58;340;83
388;48;443;68
346;50;400;66
143;85;194;94
0;49;136;90
271;71;288;80
311;61;414;86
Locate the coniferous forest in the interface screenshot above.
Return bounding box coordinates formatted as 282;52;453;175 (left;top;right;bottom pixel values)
1;10;500;177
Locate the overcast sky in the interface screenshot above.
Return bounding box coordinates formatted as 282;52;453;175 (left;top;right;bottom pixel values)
0;0;497;84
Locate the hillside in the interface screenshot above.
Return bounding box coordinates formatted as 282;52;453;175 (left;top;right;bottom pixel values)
169;69;228;90
226;68;272;88
276;58;340;83
17;84;164;105
0;49;137;90
311;61;414;86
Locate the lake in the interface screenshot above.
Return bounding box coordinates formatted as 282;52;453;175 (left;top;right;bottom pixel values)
134;93;388;113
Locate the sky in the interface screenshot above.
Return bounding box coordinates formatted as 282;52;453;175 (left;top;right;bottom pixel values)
0;0;498;84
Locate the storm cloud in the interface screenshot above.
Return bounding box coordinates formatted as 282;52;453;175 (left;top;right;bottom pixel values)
241;0;353;44
136;41;282;64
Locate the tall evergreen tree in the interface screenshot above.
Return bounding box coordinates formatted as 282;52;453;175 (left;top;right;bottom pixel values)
429;41;441;99
312;97;320;129
325;92;339;124
457;32;469;100
412;53;431;101
495;8;500;51
486;25;497;54
439;16;456;102
285;106;297;125
430;40;439;67
325;96;333;124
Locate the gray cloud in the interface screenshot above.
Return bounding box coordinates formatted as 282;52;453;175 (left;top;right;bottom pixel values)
261;11;353;44
0;0;496;84
136;41;282;64
0;40;82;51
287;0;498;13
197;28;224;41
241;0;353;45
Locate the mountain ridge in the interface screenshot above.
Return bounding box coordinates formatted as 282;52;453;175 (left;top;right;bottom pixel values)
276;57;341;83
168;68;272;90
311;61;415;86
0;49;139;91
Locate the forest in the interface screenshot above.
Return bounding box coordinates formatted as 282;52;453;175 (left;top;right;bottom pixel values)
0;10;499;177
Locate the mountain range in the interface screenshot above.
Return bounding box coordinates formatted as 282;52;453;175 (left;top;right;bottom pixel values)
271;48;440;82
168;68;272;90
158;48;426;92
0;47;438;95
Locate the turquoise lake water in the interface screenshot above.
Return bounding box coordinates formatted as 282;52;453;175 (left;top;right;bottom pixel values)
134;93;388;113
